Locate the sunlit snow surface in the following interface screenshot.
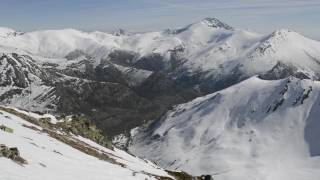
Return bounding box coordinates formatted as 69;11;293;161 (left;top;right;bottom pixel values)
130;77;320;180
0;109;171;180
0;19;320;77
1;18;320;180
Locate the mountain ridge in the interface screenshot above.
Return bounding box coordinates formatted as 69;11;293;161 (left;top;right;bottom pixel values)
0;17;320;137
1;17;320;180
129;76;320;180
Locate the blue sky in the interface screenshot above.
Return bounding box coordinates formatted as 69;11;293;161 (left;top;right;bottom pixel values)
0;0;319;39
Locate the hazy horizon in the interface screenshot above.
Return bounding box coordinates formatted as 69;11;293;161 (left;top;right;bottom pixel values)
0;0;319;40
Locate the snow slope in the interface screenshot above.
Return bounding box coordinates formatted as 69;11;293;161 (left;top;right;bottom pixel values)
0;27;19;38
1;18;320;179
0;18;320;78
0;107;173;180
130;76;320;180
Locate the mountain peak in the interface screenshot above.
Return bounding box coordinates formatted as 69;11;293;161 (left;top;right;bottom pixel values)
201;17;234;30
169;17;234;34
271;29;294;37
267;29;307;41
259;29;305;46
113;28;127;36
0;27;21;38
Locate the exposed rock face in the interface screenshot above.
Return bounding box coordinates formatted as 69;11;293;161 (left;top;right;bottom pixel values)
202;17;234;30
0;49;318;137
0;54;46;88
0;51;201;137
259;62;312;80
0;124;13;133
0;144;28;165
164;171;214;180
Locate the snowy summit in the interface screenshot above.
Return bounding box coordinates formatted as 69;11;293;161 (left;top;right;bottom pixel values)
0;16;320;180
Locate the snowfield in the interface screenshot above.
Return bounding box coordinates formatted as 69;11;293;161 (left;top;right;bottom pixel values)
0;18;320;78
1;17;320;180
130;77;320;180
0;108;173;180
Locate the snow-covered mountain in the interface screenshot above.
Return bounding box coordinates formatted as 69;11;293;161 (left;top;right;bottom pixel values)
1;17;320;180
0;18;319;74
130;76;320;180
0;17;320;136
1;18;320;92
0;106;208;180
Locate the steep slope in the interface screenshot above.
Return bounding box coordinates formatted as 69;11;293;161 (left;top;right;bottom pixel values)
248;29;320;77
0;53;57;111
0;107;183;180
1;18;320;91
1;18;319;82
0;17;320;137
0;50;195;137
130;76;320;180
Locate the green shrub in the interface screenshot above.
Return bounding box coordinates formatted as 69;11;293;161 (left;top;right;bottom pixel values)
56;115;112;149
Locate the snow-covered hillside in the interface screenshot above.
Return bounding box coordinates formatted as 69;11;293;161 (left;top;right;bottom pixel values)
0;18;320;79
0;107;175;180
1;18;320;180
130;76;320;180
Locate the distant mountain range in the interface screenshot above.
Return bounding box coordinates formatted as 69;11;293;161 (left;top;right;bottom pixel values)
0;17;320;179
0;18;319;137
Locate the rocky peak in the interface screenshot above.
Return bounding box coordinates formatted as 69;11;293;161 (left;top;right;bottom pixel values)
0;27;23;38
201;17;234;30
113;28;127;36
269;29;294;40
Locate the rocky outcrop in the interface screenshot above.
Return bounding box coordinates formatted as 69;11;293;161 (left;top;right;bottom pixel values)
0;124;13;133
56;115;113;148
0;144;28;165
259;62;311;80
165;171;214;180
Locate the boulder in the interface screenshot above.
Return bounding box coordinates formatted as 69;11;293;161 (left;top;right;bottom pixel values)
0;144;28;165
0;125;13;133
